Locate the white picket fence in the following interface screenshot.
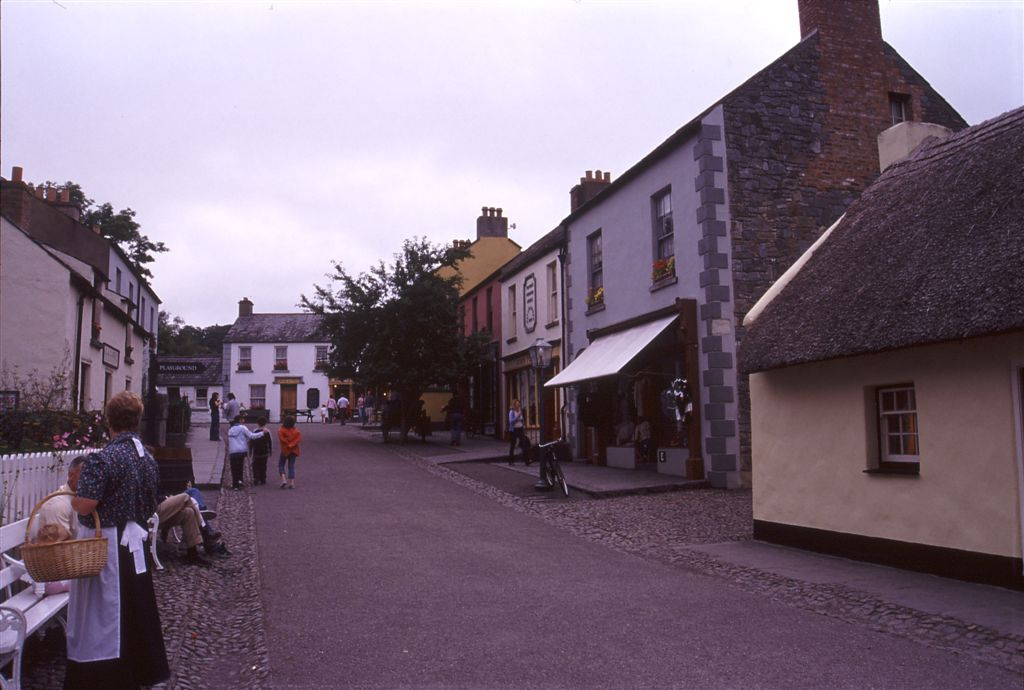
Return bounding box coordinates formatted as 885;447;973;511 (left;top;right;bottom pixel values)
0;449;102;526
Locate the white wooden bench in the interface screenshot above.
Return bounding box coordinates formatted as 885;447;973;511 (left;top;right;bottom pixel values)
1;517;70;690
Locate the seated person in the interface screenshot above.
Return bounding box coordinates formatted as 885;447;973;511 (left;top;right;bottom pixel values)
156;490;224;566
35;454;88;543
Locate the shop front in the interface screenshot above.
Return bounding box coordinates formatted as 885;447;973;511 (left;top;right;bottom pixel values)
502;343;562;445
547;303;703;479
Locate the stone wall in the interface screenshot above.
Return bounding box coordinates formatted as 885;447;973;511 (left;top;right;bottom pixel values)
723;32;967;470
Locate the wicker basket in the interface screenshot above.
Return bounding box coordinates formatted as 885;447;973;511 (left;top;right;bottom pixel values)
21;490;108;582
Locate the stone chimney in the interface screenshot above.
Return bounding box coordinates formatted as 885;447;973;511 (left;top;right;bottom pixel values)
878;121;953;172
239;298;254;317
476;206;509;239
570;170;612;212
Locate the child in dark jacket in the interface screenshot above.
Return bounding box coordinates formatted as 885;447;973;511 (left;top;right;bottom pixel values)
249;416;273;486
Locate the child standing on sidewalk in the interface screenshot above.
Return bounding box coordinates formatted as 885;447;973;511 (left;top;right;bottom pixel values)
277;415;302;489
249;416;273;485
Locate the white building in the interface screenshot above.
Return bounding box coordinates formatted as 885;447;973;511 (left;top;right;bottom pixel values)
0;169;159;412
222;298;330;423
154;355;223;423
499;226;565;443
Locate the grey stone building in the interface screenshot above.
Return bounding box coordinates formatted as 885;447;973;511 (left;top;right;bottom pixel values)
549;0;966;488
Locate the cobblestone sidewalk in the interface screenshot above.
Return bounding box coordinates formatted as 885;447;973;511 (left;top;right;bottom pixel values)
18;466;270;690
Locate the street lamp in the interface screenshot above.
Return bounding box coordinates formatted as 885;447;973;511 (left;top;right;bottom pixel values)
529;337;553;489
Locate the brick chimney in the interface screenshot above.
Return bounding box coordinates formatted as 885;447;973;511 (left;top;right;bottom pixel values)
570;170;612;212
51;187;82;222
1;167;32;228
476;206;509;239
798;0;881;43
797;0;904;188
238;298;253;317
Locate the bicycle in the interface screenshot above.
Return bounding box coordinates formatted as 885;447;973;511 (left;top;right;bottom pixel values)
535;438;570;497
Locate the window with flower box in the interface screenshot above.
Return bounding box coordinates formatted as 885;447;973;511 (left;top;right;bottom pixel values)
238;346;252;372
274;346;288;371
652;188;674;278
249;384;266;410
315;345;330;370
586;230;603;308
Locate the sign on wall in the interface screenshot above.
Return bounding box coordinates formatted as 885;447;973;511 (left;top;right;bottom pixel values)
157;361;208;377
523;273;537;334
102;344;120;369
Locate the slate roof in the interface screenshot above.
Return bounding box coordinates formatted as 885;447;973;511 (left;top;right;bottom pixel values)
740;107;1024;373
156;356;222;386
499;226;565;281
223;313;326;343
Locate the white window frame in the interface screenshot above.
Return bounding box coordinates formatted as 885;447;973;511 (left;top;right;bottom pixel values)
274;345;288;371
238;346;252;371
250;384;267;410
588;231;603;293
315;345;329;369
546;261;558;325
878;384;919;465
653;188;674;261
508;285;517;339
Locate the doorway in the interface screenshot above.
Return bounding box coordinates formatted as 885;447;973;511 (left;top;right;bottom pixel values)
280;384;297;416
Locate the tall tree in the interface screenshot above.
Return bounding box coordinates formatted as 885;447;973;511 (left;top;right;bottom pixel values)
157;311;230;356
37;180;168;279
303;237;489;442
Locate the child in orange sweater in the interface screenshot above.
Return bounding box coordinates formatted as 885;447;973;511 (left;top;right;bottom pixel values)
277;415;302;489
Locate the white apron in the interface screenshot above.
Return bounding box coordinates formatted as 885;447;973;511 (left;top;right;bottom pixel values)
66;526;120;662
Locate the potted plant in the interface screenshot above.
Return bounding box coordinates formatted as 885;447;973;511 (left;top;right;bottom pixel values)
652;255;676;282
585;286;605;308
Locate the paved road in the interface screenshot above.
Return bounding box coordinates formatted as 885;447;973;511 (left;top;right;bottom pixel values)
253;425;1019;689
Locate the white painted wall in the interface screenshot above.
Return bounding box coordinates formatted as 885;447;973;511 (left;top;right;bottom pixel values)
227;341;330;422
0;219;79;398
750;332;1024;559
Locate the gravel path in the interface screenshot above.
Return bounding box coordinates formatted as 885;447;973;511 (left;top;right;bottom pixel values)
18;441;1023;687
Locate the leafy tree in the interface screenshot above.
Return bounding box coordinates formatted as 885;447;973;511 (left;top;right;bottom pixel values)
158;311;230;356
303;237;490;442
35;180;168;279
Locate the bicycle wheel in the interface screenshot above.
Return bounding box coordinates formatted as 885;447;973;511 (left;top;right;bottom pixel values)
553;463;569;497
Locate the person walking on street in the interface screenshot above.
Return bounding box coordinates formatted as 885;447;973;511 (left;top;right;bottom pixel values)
443;394;465;446
508;398;531;465
278;415;302;489
249;416;273;485
209;392;221;441
326;395;337;424
338;394;350;425
227;416;266;490
356;394;366;425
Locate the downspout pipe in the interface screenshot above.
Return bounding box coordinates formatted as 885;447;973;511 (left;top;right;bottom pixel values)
72;291;85;411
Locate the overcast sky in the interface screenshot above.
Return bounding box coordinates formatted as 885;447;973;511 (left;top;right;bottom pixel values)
3;0;1021;327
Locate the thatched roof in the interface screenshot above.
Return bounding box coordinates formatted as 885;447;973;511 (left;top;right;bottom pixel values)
223;313;325;344
740;107;1024;373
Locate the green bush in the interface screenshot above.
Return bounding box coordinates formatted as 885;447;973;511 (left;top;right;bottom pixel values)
166;399;192;434
0;410;109;454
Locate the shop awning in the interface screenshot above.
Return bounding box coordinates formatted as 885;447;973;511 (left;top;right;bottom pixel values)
545;314;677;387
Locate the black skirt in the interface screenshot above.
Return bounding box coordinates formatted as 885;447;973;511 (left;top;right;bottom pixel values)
64;531;169;689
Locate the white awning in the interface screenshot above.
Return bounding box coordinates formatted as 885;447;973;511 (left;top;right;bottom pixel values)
545;314;677;387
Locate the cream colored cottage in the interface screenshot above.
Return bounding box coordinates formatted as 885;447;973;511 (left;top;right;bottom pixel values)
740;109;1024;590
